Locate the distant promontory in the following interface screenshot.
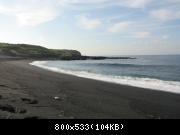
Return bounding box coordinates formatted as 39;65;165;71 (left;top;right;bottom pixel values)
0;43;135;60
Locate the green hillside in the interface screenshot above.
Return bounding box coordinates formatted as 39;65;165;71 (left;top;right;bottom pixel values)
0;43;81;60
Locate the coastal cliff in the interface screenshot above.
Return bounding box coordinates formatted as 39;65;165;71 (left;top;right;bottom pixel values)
0;43;81;60
0;43;135;60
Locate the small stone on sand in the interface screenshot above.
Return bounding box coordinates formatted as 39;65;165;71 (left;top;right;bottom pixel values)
54;97;60;100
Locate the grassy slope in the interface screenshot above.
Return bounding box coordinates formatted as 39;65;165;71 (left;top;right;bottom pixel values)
0;43;81;60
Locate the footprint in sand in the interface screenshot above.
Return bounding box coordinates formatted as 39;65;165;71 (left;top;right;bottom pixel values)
0;104;27;114
21;98;38;104
24;116;42;119
0;84;8;88
0;84;18;90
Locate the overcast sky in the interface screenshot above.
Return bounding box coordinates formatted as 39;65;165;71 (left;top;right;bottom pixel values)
0;0;180;55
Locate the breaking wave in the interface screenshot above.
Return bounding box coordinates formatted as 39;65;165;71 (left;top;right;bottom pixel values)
30;61;180;94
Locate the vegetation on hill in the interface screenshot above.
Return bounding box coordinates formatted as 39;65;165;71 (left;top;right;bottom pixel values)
0;43;81;60
0;42;135;60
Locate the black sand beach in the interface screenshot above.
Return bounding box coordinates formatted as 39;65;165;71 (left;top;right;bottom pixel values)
1;58;180;119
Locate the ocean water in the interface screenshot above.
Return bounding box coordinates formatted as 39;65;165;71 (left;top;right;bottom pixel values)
30;55;180;94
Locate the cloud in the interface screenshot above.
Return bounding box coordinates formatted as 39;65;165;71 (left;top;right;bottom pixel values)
62;0;108;4
16;9;59;26
150;9;180;21
117;0;153;8
63;0;152;8
165;0;180;4
134;31;151;38
0;0;62;26
0;0;179;28
77;15;102;30
162;35;169;39
108;21;130;33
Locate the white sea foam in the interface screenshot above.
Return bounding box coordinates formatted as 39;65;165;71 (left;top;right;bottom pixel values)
30;61;180;94
31;61;48;65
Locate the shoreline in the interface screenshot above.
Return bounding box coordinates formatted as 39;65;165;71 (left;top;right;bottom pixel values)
30;60;180;95
0;59;180;119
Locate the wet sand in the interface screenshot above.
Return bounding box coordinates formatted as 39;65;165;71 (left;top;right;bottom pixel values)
0;59;180;119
